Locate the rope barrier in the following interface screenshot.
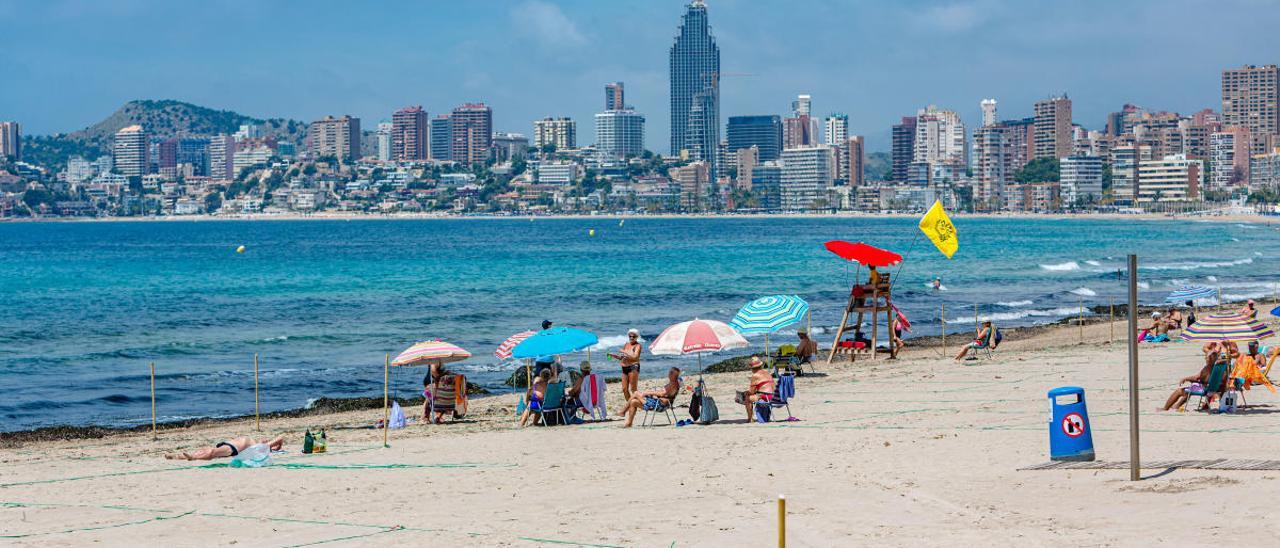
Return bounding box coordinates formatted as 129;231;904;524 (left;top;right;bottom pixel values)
0;459;516;488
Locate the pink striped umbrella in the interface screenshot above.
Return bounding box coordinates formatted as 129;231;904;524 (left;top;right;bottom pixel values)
392;340;471;367
649;318;749;374
494;331;537;360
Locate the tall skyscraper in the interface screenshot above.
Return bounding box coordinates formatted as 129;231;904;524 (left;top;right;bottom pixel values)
430;115;452;161
309;115;361;163
669;0;720;172
392;106;429;161
972;125;1006;208
783;94;819;149
595;109;646;159
0;121;19;162
376;122;393;162
1059;155;1103;205
847;136;865;188
605;82;625;111
980;99;998;127
912;106;966;166
1222;65;1280;155
208;134;234;181
450;103;493;165
891;116;917;182
824;114;849;146
533;117;577;150
780;145;835;212
1210;127;1251;190
726;115;782;162
1033;95;1073;160
113;125;149;177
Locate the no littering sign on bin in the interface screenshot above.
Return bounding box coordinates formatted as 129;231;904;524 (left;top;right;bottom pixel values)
1048;386;1095;461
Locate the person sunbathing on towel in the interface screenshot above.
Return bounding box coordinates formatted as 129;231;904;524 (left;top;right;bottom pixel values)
165;435;284;460
742;356;775;422
621;367;681;428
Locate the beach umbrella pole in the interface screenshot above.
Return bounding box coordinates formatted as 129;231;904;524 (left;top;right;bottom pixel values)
383;353;390;448
1127;255;1140;481
150;362;157;440
254;353;260;432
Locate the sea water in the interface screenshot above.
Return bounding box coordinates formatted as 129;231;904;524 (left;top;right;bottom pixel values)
0;216;1275;431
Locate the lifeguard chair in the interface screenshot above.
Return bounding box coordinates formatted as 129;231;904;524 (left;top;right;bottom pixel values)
823;241;904;362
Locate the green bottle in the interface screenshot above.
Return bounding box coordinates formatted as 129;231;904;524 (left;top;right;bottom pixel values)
317;429;327;453
303;429;314;454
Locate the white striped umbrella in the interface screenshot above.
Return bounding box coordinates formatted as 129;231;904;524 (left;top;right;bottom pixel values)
392;340;471;367
730;295;809;334
1166;285;1216;303
650;318;750;375
494;331;536;360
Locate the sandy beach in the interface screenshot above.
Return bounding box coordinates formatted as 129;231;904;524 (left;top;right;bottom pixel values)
4;312;1280;547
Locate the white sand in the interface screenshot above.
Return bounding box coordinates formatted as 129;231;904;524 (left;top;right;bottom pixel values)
3;319;1280;547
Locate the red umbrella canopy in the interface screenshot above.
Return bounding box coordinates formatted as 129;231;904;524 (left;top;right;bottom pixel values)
824;241;903;267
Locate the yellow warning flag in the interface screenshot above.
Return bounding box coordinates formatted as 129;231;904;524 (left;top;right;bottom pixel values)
918;200;958;258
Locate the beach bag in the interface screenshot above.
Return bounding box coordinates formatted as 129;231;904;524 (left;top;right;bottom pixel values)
389;401;406;429
697;393;719;424
1220;390;1240;413
230;444;272;468
753;400;772;423
689;384;703;421
993;329;1003;347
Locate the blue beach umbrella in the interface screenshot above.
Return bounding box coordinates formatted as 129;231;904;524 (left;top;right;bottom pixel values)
730;294;810;364
511;327;599;359
730;295;810;334
1166;285;1216;304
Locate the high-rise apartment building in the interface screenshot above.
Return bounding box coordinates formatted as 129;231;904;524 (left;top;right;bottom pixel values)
726;115;782;162
1138;154;1202;202
780;145;835;212
1222;65;1280;155
1059;156;1103;205
430;115;452;161
980;99;998;127
1210;127;1251;190
533;117;577;150
595;110;646;159
113;125;149;177
0;121;19;162
824;114;849;146
450;103;493;165
846;136;865;189
309;115;361;163
376;122;393;162
972;125;1006;209
208;134;234;181
736;145;758;190
1033;95;1073;160
605;82;625;111
669;0;720;172
392;106;429;161
891;116;917;182
912;106;966;166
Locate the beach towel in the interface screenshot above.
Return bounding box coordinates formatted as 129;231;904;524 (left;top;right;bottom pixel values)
432;374;469;419
578;373;607;420
776;374;796;401
1232;355;1277;393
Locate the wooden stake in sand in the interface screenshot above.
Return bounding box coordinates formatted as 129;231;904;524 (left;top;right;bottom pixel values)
1127;254;1140;481
383;353;390;448
1109;297;1115;343
253;353;260;431
1079;299;1084;344
777;494;786;548
940;304;946;357
150;362;157;440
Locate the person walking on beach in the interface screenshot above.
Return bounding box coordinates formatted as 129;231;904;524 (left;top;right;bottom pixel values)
165;434;285;460
609;328;643;404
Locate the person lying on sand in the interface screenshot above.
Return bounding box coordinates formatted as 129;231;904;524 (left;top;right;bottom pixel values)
621;367;681;428
165;435;285;460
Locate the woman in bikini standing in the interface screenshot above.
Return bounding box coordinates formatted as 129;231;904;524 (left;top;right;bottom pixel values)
609;329;643;405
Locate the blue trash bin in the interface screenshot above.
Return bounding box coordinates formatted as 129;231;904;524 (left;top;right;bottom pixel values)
1047;386;1095;461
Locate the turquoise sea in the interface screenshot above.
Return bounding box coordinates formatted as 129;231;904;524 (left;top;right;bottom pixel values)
1;216;1275;432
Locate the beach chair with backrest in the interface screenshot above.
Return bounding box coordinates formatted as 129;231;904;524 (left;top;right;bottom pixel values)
430;373;468;422
982;325;1002;359
578;372;607;421
1188;360;1230;411
754;372;797;422
536;382;568;426
642;385;681;427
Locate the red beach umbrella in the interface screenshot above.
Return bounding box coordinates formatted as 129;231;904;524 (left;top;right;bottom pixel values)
823;241;903;267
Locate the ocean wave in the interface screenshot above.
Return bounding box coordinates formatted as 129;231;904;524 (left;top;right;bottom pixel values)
996;300;1034;307
921;282;949;291
1084;260;1101;267
948;307;1085;324
1142;258;1253;271
591;334;637;350
1138;281;1150;290
1069;287;1097;297
1040;261;1080;272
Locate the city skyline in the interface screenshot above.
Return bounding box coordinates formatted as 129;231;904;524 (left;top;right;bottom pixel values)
3;0;1279;151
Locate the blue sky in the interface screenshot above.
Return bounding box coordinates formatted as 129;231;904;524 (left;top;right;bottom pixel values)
1;0;1277;151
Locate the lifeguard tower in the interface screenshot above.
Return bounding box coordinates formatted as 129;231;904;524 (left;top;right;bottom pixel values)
823;241;903;362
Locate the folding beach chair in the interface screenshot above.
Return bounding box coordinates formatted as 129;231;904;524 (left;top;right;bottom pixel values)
536;382;568;426
753;373;797;423
982;326;1002;359
1187;361;1230;411
577;372;607;421
642;388;681;427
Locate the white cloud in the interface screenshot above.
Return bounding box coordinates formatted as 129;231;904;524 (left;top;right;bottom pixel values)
511;0;588;48
919;0;990;33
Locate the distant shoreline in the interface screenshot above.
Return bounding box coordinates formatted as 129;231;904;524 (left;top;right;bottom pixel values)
4;210;1278;225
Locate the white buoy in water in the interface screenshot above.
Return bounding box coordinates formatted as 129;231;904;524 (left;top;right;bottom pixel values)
236;245;246;254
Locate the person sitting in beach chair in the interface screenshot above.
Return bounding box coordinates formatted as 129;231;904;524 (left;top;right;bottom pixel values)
165;434;285;461
621;367;682;428
737;356;775;423
429;372;469;424
795;331;818;370
1159;349;1219;412
954;321;995;361
519;369;552;428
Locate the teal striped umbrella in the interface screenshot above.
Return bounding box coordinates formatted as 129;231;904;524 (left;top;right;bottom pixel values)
1166;285;1216;303
730;295;810;334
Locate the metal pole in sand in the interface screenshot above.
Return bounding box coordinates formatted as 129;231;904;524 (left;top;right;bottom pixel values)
1079;299;1084;344
777;494;786;548
1127;254;1140;481
383;353;390;448
254;353;261;431
150;362;157;440
941;304;946;357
